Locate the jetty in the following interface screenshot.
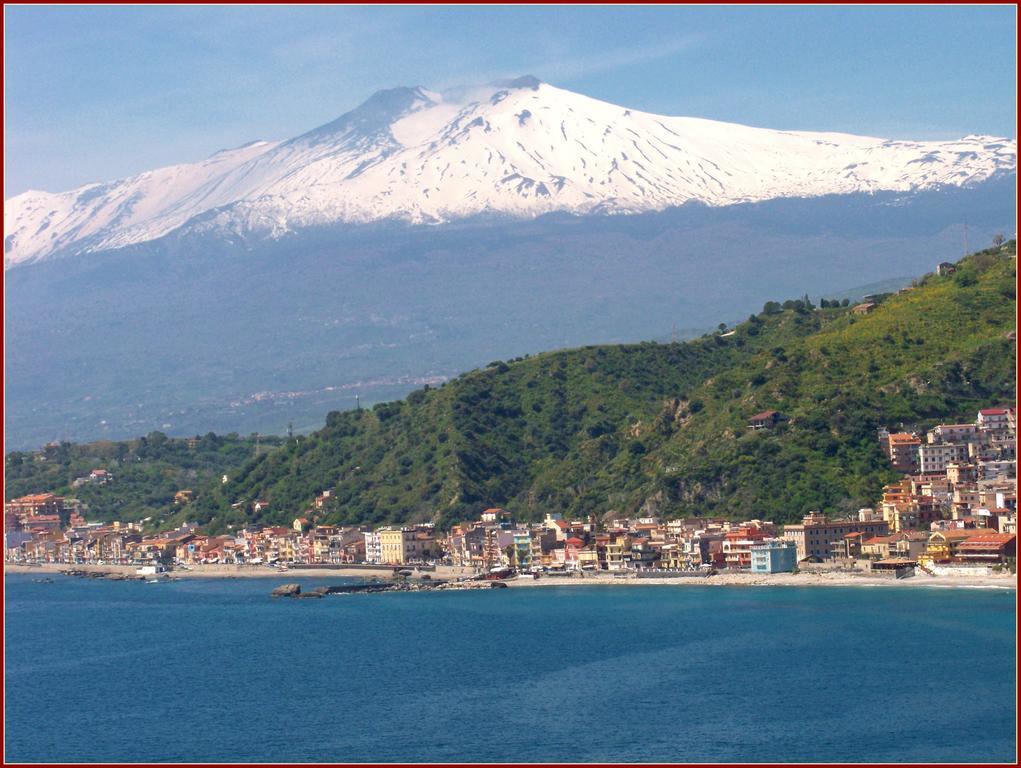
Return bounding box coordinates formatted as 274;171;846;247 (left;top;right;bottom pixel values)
270;579;506;599
59;568;173;582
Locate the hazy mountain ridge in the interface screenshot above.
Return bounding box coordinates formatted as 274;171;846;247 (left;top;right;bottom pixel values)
4;180;1015;450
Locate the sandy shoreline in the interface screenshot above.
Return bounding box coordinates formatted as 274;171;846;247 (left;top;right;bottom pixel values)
2;562;439;580
506;570;1017;590
5;562;1015;589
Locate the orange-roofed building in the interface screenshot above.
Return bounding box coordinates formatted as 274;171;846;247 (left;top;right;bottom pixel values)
954;533;1016;564
748;410;784;430
5;493;66;518
978;408;1014;432
885;433;921;472
480;508;509;523
924;529;986;562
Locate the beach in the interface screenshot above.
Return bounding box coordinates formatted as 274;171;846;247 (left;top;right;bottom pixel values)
5;562;1014;589
505;569;1017;589
3;562;469;580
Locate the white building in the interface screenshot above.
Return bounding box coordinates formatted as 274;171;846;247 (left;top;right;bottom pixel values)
928;424;979;444
978;459;1016;481
918;442;970;474
978;408;1013;433
363;530;382;564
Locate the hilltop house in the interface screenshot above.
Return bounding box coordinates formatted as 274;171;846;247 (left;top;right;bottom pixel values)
748;410;784;430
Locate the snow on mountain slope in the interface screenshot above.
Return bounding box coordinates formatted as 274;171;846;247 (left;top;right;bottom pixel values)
5;76;1016;267
4;140;279;267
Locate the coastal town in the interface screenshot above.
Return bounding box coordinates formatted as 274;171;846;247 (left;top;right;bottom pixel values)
5;406;1015;582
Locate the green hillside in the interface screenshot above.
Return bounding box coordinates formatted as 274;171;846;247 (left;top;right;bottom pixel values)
4;433;281;525
7;243;1015;532
189;242;1016;531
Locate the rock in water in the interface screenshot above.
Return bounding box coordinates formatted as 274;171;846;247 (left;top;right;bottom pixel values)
271;583;301;597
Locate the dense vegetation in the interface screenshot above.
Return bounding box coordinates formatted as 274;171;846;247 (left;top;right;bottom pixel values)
4;433;281;527
7;243;1015;532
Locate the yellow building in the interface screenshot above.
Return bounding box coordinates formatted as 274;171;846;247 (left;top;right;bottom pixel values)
604;536;629;570
576;548;600;570
923;529;978;564
378;529;407;564
659;543;684;570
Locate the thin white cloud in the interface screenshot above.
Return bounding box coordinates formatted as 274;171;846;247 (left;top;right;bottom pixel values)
429;34;704;94
539;35;705;81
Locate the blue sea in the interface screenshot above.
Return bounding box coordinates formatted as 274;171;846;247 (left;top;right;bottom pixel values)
3;573;1016;763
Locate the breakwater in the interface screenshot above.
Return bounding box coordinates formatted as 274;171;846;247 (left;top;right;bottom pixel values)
270;580;507;598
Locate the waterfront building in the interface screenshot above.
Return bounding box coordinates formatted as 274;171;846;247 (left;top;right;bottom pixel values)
4;531;35;560
781;513;889;561
953;533;1016;565
627;540;660;570
924;529;984;562
576;544;599;570
680;530;726;569
379;528;414;564
722;526;770;569
563;536;585;569
511;529;534;571
750;540;798;573
659;543;684;570
363;530;382;564
604;534;629;571
860;531;928;561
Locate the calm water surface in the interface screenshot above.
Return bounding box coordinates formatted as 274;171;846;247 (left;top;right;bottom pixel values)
4;574;1016;762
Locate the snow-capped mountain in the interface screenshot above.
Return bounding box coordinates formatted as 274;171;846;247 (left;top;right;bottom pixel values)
5;75;1016;267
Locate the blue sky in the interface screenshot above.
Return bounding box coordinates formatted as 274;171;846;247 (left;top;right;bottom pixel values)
4;5;1016;195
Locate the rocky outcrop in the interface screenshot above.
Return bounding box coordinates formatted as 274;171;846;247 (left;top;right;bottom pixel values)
270;583;302;597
